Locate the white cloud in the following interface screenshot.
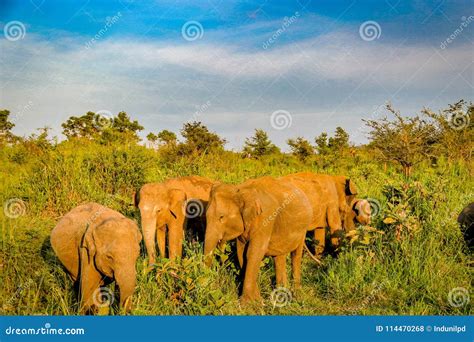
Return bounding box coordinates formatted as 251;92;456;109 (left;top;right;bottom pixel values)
0;28;472;149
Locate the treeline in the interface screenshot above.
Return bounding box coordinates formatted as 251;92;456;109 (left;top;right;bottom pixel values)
1;100;472;177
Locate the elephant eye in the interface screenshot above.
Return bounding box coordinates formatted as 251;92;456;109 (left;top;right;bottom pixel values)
106;254;114;261
219;215;224;222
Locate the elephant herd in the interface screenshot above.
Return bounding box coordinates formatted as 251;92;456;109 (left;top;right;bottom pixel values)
50;173;372;313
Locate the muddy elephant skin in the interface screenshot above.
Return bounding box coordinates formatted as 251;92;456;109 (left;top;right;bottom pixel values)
135;176;214;263
50;202;142;313
281;172;370;255
204;176;313;304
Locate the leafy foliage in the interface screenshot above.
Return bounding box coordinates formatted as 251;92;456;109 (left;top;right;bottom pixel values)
328;126;350;151
423;99;473;162
364;104;437;177
0;109;15;143
0;100;472;316
157;130;177;145
62;111;143;144
178;121;226;155
287;137;314;161
243;129;280;158
315;132;329;155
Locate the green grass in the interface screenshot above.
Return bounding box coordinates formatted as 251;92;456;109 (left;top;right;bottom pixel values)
0;142;472;315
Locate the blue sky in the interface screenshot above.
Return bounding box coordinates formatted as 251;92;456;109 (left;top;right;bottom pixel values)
1;0;473;149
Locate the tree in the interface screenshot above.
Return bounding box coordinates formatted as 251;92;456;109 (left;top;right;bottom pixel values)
62;111;143;144
179;121;226;155
157;130;177;145
422;99;473;162
111;111;144;138
243;129;279;158
146;132;158;148
328;127;349;151
315;132;329;155
30;127;53;150
287;137;314;161
61;111;100;139
364;104;437;177
147;132;158;143
0;109;16;143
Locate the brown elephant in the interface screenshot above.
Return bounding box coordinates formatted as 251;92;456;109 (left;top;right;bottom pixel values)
135;176;214;264
280;172;370;256
50;203;142;313
458;202;474;249
204;176;313;304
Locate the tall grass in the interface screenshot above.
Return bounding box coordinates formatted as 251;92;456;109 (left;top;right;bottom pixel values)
0;142;472;315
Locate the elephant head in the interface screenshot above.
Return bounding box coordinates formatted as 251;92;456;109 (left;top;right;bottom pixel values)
136;183;187;262
344;199;372;231
80;219;142;312
204;184;261;261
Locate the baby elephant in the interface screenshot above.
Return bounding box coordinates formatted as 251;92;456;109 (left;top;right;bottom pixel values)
51;202;142;314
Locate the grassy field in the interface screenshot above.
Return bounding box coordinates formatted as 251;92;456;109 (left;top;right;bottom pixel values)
0;141;472;315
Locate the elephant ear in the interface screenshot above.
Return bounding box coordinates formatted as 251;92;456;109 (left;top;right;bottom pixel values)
237;188;262;230
345;179;358;196
129;220;142;243
80;227;96;264
133;188;140;207
168;188;187;219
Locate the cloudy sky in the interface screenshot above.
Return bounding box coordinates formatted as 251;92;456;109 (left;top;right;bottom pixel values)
0;0;473;149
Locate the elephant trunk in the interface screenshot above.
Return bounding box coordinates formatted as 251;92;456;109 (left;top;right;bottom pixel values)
115;268;136;313
204;227;222;266
141;213;158;265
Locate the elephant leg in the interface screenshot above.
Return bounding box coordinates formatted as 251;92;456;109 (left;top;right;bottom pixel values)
313;227;326;256
291;242;304;290
274;255;288;287
327;206;343;249
236;239;246;269
241;239;268;304
168;220;185;260
79;267;103;314
156;224;166;258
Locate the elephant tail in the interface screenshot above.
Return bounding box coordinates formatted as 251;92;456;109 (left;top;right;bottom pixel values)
303;243;323;266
